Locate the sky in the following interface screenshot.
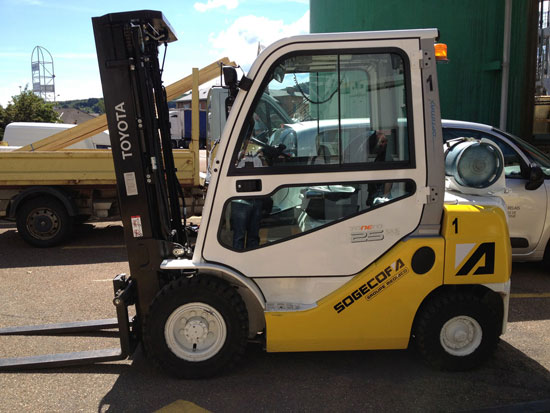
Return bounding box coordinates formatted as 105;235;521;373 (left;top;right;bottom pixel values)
0;0;309;107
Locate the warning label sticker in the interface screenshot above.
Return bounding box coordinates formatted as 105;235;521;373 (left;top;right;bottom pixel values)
124;172;138;196
131;216;143;238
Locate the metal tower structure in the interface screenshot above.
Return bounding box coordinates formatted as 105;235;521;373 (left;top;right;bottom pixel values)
31;46;56;102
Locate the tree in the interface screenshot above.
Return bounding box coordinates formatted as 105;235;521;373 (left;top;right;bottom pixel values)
0;88;60;140
96;99;105;113
0;105;5;140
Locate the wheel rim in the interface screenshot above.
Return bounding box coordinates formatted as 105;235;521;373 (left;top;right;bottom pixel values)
440;316;483;356
164;302;227;362
26;207;61;240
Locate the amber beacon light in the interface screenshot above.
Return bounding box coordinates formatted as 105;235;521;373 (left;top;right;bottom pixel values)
434;43;448;62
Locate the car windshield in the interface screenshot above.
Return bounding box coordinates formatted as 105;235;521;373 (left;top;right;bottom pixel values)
496;128;550;176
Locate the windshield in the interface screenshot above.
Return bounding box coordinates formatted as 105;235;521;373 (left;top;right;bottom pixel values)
496;128;550;176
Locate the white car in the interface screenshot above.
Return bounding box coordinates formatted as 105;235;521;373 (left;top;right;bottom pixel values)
442;119;549;264
232;108;549;264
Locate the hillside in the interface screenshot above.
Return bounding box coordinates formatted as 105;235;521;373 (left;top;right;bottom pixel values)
56;97;177;115
56;98;105;115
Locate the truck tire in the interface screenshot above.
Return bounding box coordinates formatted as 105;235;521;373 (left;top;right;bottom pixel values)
413;292;500;371
143;275;249;379
16;196;74;247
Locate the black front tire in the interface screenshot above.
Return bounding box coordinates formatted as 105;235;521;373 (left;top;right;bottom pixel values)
143;275;249;379
16;197;74;247
413;292;500;371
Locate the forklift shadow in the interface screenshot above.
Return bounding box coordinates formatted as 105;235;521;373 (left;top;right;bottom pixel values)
0;223;128;268
63;221;126;248
93;341;550;412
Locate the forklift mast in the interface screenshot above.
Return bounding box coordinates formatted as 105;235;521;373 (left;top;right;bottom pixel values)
0;11;190;371
92;10;186;316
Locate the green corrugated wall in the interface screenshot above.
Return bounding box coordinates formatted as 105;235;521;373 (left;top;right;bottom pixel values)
310;0;538;139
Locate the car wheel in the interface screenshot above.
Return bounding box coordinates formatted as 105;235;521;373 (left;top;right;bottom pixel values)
413;292;500;371
143;275;249;379
16;196;74;247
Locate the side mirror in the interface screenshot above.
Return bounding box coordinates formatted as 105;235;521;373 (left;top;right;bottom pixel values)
223;66;238;89
222;66;239;117
525;163;544;190
272;64;286;83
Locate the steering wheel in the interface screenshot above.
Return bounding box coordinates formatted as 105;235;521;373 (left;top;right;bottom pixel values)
249;126;296;165
251;128;273;145
260;143;290;165
250;135;270;147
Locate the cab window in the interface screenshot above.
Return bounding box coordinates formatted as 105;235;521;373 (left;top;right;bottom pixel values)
229;51;412;173
219;180;415;251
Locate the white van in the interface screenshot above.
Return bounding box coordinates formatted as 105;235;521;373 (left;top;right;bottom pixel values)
2;122;111;150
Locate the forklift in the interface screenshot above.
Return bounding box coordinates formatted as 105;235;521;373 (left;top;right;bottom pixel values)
0;10;511;378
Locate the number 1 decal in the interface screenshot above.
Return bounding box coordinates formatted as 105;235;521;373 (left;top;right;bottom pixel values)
427;74;433;92
452;217;458;234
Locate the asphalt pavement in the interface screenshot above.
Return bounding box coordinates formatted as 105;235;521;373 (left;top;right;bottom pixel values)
0;221;549;413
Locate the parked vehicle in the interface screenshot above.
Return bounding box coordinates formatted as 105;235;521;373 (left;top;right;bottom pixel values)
169;109;207;149
3;122;111;149
442;119;549;264
257;116;548;264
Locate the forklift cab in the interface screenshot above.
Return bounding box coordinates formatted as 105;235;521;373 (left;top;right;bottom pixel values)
196;35;435;282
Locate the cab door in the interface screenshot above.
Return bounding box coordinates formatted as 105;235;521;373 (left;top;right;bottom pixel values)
199;35;438;283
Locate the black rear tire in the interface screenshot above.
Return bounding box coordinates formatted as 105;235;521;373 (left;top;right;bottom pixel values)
413;292;500;371
16;196;74;247
143;275;249;379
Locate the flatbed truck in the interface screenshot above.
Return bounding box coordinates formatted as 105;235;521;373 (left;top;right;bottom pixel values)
0;60;232;246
